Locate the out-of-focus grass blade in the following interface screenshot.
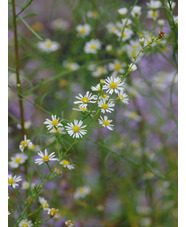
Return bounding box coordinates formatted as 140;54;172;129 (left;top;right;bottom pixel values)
17;13;38;22
18;16;43;41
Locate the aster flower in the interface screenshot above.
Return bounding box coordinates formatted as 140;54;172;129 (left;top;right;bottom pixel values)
118;8;128;16
47;208;59;217
103;76;125;94
129;63;137;72
131;6;142;18
84;39;101;54
63;60;80;71
17;120;32;130
118;91;129;104
147;10;160;20
8;174;22;188
108;60;125;73
87;11;98;19
76;24;91;37
125;110;142;122
37;39;60;53
106;23;118;34
147;0;161;9
52;19;70;30
44;115;63;130
114;28;133;42
91;83;101;91
73;106;89;112
92;66;107;77
22;181;35;190
74;91;97;107
9;153;28;169
167;1;176;10
98;99;115;114
39;197;49;210
49;127;66;134
98;116;114;130
18;219;33;227
60;160;75;170
65;120;87;138
158;19;165;27
65;220;74;227
19;135;32;152
74;186;90;200
35;149;57;165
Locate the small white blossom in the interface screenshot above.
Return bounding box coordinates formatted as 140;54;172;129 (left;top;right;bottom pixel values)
131;6;142;18
99;116;114;130
65;220;74;227
147;10;160;20
98;99;115;114
92;66;107;77
147;0;162;9
52;19;70;30
65;120;87;138
19;135;32;152
17;120;32;130
37;39;60;53
84;39;101;54
108;60;125;73
76;24;91;37
39;197;49;210
18;219;33;227
60;160;75;170
87;11;98;19
74;91;97;107
8;174;22;188
118;91;129;104
118;8;128;16
9;153;28;169
103;76;125;94
63;61;80;71
129;63;137;72
35;149;57;165
44;115;63;130
74;186;90;200
114;28;133;42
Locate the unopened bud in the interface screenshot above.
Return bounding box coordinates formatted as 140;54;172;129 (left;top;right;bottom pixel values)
139;38;144;47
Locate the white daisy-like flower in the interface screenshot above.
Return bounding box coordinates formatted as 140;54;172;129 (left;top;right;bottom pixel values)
76;24;91;37
105;45;113;51
60;160;75;170
22;181;35;190
98;116;114;130
126;40;142;59
167;1;176;10
65;220;74;227
98;99;115;114
44;115;63;130
147;10;160;20
87;11;98;19
35;149;57;165
118;8;128;16
38;197;49;210
9;153;28;169
131;6;142;18
8;211;11;215
91;83;102;91
103;76;125;94
49;127;66;134
108;60;125;73
28;143;40;152
17;120;32;130
118;91;129;104
147;0;162;9
84;39;101;54
106;23;118;34
52;19;70;30
74;186;90;200
114;28;133;42
74;91;97;107
19;135;32;152
173;16;178;25
8;174;22;188
125;110;142;122
129;63;137;72
37;39;60;53
158;19;165;27
63;60;80;71
47;208;59;217
92;66;107;77
73;106;89;112
18;219;33;227
65;120;87;138
121;18;132;27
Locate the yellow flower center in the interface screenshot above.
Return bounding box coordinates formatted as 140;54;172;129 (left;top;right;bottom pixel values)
119;95;124;100
132;45;138;49
8;178;14;185
22;223;28;227
131;51;137;57
59;79;68;87
43;156;49;162
42;202;49;208
73;126;79;132
103;120;110;126
122;33;126;38
52;119;58;126
114;64;121;71
98;67;105;73
82;97;89;104
66;221;72;226
102;104;108;109
130;112;138;119
15;157;21;163
67;63;73;70
79;28;86;34
81;107;87;111
63;160;70;165
111;27;117;32
110;82;117;89
45;41;52;47
30;145;35;149
90;44;96;50
98;87;101;90
79;188;85;194
102;94;108;99
152;12;157;18
49;208;57;216
21;141;28;147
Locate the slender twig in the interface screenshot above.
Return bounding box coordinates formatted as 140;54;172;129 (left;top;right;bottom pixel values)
12;0;25;139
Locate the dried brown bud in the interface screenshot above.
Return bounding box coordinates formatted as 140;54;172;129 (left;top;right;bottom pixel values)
158;30;165;38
